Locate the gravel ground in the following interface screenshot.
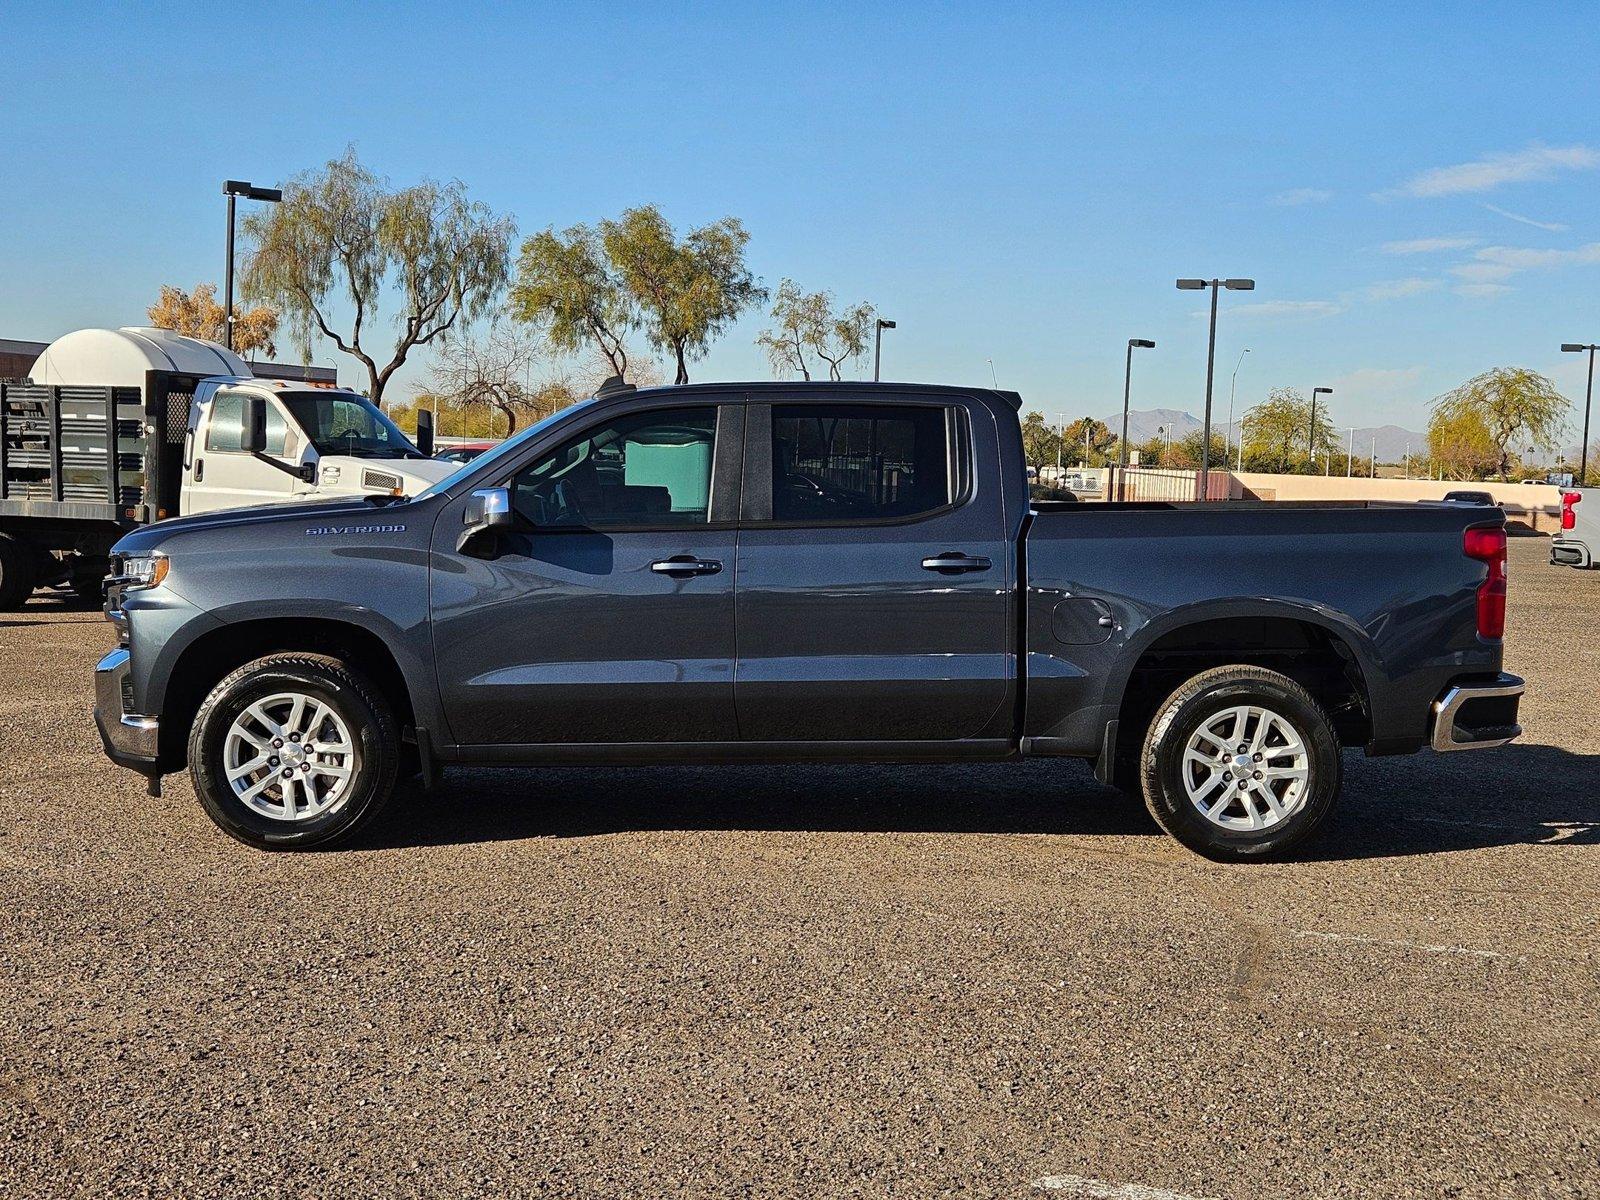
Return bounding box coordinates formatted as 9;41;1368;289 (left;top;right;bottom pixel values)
0;538;1595;1199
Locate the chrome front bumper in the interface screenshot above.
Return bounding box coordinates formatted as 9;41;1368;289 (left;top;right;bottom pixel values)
93;648;160;772
1430;674;1525;752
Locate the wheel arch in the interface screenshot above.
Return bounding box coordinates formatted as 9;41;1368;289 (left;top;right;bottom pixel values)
1105;599;1378;769
155;614;417;772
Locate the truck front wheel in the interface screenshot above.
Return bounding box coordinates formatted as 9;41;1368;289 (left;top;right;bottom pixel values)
187;653;399;850
1140;665;1341;861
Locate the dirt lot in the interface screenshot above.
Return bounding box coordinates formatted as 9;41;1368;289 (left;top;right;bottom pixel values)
0;538;1595;1199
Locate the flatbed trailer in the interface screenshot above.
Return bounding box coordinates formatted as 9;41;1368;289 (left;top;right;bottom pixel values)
0;370;199;606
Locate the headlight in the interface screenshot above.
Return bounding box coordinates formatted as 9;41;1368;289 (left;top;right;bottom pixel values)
120;554;170;591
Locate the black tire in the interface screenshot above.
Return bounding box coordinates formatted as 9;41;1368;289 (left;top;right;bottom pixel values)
188;653;399;850
0;534;38;611
1139;665;1341;861
70;558;108;602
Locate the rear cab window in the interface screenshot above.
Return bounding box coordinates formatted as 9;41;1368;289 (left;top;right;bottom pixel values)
770;403;959;523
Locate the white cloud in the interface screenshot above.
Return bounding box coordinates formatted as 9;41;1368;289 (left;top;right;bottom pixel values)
1450;261;1519;283
1269;187;1333;206
1329;366;1424;397
1222;299;1344;320
1454;283;1513;298
1384;142;1600;198
1363;277;1439;301
1381;235;1481;255
1483;203;1568;232
1475;242;1600;270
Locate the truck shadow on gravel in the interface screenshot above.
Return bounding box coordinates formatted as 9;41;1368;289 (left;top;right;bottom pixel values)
368;743;1600;859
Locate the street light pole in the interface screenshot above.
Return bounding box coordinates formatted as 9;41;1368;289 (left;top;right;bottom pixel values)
1561;342;1597;483
873;318;896;382
222;180;283;352
1176;277;1254;497
1308;386;1333;468
1226;347;1249;466
1121;338;1156;469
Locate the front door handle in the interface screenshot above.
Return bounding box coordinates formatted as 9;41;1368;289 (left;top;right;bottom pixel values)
650;556;723;577
921;552;992;574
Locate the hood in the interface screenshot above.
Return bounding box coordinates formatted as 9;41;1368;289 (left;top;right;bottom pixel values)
111;495;420;557
315;455;457;495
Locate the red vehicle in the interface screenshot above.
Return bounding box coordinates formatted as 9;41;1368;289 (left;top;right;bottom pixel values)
433;441;499;464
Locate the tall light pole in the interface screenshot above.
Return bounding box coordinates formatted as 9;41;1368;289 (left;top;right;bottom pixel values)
1120;338;1156;473
1176;278;1254;496
1308;386;1333;466
986;358;998;388
222;180;283;352
873;318;896;382
1226;347;1250;465
1561;342;1597;483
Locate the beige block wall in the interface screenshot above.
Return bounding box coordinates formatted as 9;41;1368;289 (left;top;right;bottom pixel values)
1229;473;1564;533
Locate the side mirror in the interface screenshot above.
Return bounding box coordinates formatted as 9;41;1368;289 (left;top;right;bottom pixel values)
241;396;268;454
457;487;514;555
416;409;435;457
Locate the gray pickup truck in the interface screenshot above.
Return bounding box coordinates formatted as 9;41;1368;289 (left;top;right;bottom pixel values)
93;381;1524;860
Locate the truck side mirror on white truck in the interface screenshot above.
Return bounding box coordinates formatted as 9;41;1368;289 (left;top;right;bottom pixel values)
241;395;315;483
416;409;435;457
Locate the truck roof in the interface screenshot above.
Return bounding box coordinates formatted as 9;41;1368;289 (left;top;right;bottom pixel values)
602;380;1025;410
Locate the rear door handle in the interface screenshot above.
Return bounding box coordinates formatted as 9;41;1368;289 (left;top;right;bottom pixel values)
921;553;993;574
650;556;723;577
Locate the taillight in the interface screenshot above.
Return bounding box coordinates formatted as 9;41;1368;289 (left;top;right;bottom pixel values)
1562;491;1581;531
1464;525;1507;640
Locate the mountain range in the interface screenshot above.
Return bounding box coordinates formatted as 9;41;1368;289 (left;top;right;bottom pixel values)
1095;407;1425;464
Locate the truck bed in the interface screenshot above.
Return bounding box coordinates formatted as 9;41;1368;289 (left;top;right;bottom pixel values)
1020;498;1506;759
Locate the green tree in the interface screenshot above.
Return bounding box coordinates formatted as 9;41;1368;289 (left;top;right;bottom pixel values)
1062;417;1116;466
1020;411;1061;473
600;206;764;384
755;279;829;379
1429;367;1568;481
243;147;514;405
510;223;637;381
1177;430;1228;470
756;280;876;381
1427;407;1501;481
1242;387;1338;473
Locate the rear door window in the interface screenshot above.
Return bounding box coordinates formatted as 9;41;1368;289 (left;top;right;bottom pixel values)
771;404;953;522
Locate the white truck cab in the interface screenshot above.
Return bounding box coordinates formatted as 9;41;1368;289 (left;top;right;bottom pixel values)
181;377;454;514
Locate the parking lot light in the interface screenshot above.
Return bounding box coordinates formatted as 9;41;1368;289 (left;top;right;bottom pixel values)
1120;339;1156;476
1561;342;1597;483
222;179;283;352
1176;277;1256;493
1309;386;1333;463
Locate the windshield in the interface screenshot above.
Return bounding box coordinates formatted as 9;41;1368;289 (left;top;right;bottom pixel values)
279;393;424;459
414;401;597;500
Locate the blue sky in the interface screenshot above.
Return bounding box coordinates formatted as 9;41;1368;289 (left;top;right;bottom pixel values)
5;2;1599;433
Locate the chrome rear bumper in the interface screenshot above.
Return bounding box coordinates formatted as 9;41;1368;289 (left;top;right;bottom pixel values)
1430;674;1524;752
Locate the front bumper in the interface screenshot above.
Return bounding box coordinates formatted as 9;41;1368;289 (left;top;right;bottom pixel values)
1550;538;1592;568
93;648;160;774
1430;673;1524;752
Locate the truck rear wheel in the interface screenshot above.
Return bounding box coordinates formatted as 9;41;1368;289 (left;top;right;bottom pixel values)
1140;665;1341;861
187;653;399;850
0;534;38;610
